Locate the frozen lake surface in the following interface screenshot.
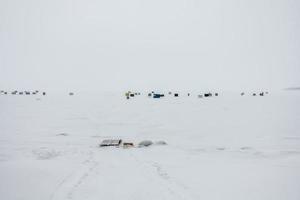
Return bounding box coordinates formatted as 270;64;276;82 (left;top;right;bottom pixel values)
0;91;300;200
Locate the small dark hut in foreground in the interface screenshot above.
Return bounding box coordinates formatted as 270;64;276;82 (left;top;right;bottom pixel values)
100;139;122;147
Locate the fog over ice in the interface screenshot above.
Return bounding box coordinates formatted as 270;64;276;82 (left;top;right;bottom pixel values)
1;0;300;91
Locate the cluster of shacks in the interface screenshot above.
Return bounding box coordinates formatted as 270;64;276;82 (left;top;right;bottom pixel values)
99;139;166;148
125;91;141;99
198;93;218;98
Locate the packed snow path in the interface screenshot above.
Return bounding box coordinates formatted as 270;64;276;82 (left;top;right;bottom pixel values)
0;91;300;200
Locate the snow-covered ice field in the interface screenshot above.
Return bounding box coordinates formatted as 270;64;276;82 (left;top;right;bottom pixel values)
0;91;300;200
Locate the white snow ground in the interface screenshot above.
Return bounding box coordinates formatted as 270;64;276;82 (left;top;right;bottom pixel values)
0;91;300;200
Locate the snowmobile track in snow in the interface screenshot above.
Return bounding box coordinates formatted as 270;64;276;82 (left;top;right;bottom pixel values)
131;152;198;200
49;150;98;200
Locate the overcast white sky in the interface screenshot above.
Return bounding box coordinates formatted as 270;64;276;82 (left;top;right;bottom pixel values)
0;0;299;91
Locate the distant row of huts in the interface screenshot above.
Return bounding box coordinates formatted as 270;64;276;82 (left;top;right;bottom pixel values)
0;90;76;96
0;90;46;96
125;91;269;99
125;91;219;99
246;92;269;96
